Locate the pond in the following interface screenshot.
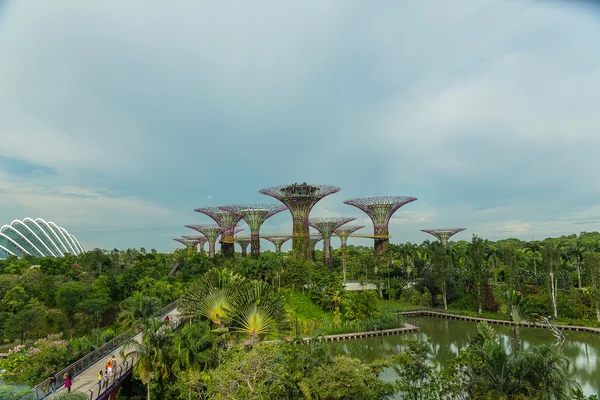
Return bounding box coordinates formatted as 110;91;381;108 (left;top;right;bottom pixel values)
328;316;600;397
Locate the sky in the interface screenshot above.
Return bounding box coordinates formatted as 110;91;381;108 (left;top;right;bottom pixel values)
1;0;600;252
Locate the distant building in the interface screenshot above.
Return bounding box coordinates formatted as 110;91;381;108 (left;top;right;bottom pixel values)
0;217;85;259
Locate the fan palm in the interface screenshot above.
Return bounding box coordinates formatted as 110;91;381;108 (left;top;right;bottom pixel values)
231;280;288;344
179;268;245;328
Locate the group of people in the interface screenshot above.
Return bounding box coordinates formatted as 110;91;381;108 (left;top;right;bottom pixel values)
97;355;118;388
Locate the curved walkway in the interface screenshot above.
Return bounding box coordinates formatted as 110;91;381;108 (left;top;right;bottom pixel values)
48;309;180;400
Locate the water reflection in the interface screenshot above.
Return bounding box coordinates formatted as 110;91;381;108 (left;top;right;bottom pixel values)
328;316;600;397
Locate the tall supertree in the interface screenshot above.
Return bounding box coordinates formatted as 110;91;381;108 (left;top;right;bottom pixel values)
309;217;355;271
220;204;287;257
334;225;364;282
262;235;292;253
260;183;340;259
344;196;417;258
185;224;224;258
235;237;252;257
173;238;199;258
182;235;208;253
308;235;323;262
194;207;243;258
421;228;466;247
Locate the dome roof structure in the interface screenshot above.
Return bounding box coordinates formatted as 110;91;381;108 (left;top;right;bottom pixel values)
0;218;85;259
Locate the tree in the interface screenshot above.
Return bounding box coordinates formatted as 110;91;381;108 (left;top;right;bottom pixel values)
461;322;581;399
391;340;442;400
300;355;395;400
121;319;174;400
3;308;46;343
468;235;487;314
179;268;245;329
504;290;534;351
542;239;561;318
55;282;87;322
231;280;288;344
118;292;162;328
583;251;600;321
205;343;294;399
171;320;216;374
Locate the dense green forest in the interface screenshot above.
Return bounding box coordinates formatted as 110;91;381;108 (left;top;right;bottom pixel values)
2;231;600;399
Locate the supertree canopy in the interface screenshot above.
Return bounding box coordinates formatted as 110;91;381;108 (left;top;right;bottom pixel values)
334;225;365;248
182;235;208;253
334;225;364;282
309;217;355;271
344;196;417;257
260;183;340;259
262;235;292;253
220;204;286;257
194;207;243;258
421;228;466;247
234;236;252;257
173;238;199;258
185;224;224;258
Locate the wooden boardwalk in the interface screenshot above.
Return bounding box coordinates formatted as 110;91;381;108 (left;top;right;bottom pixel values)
302;323;419;343
398;310;600;335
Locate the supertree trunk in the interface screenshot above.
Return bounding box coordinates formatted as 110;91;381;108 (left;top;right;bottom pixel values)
295;220;311;259
251;231;261;258
208;240;216;258
323;238;332;272
374;226;389;258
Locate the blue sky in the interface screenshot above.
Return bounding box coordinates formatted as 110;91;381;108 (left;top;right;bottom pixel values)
1;0;599;252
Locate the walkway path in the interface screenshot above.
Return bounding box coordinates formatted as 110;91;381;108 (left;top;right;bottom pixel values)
397;309;600;335
303;323;419;342
49;309;180;400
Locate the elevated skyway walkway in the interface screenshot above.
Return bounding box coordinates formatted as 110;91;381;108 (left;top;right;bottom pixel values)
21;301;180;400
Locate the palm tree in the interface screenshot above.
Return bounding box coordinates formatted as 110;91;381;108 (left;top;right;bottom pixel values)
172;320;216;373
504;290;534;351
231;280;288;344
121;319;174;400
118;292;162;328
466;322;581;398
179;268;245;329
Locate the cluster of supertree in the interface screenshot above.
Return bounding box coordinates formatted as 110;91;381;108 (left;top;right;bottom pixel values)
173;182;467;271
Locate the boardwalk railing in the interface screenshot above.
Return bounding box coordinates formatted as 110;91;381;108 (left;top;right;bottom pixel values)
22;299;179;400
83;318;183;400
395;307;600;335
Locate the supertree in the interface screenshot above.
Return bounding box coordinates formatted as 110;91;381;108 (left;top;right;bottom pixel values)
334;225;364;281
184;224;224;258
309;217;355;271
220;204;287;257
343;196;417;258
260;183;340;259
308;235;323;262
194;207;243;258
173;238;199;258
262;235;292;253
421;228;466;247
234;237;252;257
182;235;208;253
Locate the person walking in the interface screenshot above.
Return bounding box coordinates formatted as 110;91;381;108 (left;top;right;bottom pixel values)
97;370;103;383
64;372;72;393
111;355;117;369
106;359;113;374
103;369;109;388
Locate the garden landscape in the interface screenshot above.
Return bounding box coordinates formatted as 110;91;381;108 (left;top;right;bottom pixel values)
1;0;600;399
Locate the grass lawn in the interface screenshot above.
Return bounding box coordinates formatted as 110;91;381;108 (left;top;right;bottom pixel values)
283;290;333;321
